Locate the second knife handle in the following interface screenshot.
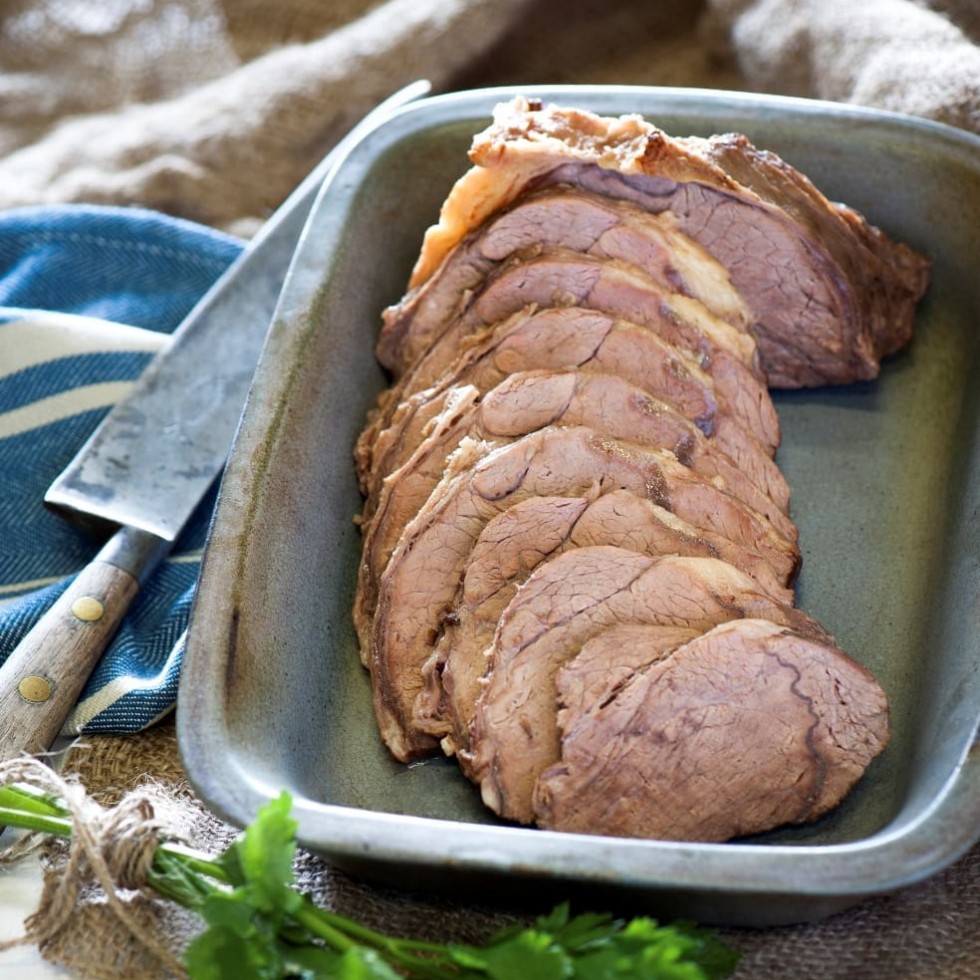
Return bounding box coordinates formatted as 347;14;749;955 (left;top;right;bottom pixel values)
0;557;140;761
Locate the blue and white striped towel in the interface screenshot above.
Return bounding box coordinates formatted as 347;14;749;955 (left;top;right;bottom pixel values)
0;205;245;734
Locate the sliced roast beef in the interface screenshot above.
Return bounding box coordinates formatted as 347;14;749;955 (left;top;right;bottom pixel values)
466;546;829;823
353;98;912;841
381;246;775;444
364;368;792;543
395;98;929;387
414;491;795;758
371;407;796;630
533;618;890;841
369;426;801;761
383;249;778;451
357;376;797;658
360;306;787;510
360;305;714;490
380;185;752;369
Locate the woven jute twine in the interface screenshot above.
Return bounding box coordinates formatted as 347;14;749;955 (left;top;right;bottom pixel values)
0;755;192;979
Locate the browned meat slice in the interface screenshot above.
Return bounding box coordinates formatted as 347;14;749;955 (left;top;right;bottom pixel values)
533;618;890;841
368;427;802;761
379;185;752;371
381;249;779;452
466;545;828;823
399;98;930;387
381;247;777;450
355;370;798;659
414;491;795;757
360;306;787;511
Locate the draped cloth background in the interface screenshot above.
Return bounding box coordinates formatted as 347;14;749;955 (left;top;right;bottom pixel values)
1;0;978;976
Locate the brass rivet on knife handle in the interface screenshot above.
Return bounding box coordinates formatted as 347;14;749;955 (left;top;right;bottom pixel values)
71;595;105;622
0;552;140;761
18;675;53;703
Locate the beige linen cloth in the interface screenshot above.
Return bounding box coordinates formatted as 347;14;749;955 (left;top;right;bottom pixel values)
1;0;978;976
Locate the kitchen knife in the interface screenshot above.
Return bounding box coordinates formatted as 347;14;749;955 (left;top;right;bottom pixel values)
0;80;431;762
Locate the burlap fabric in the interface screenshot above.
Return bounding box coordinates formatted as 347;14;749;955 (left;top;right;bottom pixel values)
1;0;978;975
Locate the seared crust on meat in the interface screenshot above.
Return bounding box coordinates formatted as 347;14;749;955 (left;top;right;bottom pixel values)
395;97;929;387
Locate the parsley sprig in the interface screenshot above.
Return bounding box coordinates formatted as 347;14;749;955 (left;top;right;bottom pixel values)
0;785;739;979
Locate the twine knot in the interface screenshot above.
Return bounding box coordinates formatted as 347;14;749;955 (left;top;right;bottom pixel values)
93;793;163;891
0;755;187;977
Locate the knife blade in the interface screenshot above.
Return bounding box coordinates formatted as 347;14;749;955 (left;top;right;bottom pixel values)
0;80;431;761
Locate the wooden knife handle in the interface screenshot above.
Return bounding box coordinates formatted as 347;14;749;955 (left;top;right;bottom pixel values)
0;526;170;762
0;559;139;761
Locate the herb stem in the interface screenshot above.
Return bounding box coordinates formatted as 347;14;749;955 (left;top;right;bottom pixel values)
0;785;66;818
157;842;232;885
295;903;458;978
0;805;73;838
310;905;449;955
293;903;357;953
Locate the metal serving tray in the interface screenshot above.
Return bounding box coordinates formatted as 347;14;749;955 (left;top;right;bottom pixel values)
178;86;980;926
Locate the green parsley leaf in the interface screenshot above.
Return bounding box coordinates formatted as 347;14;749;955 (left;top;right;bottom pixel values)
328;946;406;979
184;922;281;980
451;928;573;979
223;791;302;918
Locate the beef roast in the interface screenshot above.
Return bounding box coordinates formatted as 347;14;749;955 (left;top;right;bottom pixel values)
352;98;919;842
394;97;929;387
369;427;801;761
466;545;829;823
533;618;890;841
414;491;796;758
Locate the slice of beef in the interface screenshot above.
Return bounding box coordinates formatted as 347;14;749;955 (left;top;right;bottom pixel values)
414;491;795;758
369;426;801;761
484;191;750;327
540;621;700;718
365;368;792;537
466;545;829;823
360;306;787;511
357;308;543;492
533;618;890;841
385;248;779;451
479;307;783;493
356;371;798;659
480;371;792;534
397;98;929;387
381;244;774;441
379;185;753;373
360;305;716;491
352;384;482;658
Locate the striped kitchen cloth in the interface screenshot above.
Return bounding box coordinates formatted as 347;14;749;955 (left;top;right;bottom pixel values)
0;205;245;733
